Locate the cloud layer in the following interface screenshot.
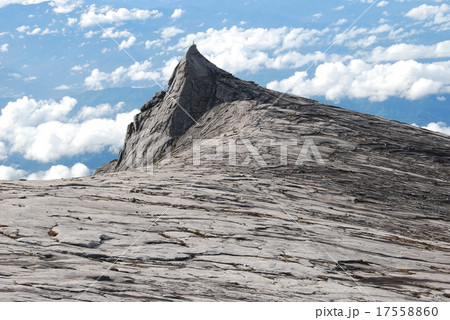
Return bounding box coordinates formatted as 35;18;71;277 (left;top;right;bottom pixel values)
0;96;138;162
267;59;450;102
79;6;162;28
84;60;160;90
172;26;329;73
421;122;450;136
0;163;90;180
406;3;450;29
368;40;450;62
27;163;90;180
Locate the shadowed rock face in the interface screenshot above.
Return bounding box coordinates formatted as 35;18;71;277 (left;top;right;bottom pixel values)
1;46;450;301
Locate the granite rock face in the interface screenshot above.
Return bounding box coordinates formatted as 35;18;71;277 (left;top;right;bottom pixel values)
1;45;450;301
96;44;301;174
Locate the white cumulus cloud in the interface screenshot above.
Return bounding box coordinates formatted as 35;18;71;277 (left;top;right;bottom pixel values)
267;60;450;102
0;96;139;162
71;65;85;71
84;60;160;90
161;26;184;40
84;30;98;38
67;17;77;26
171;8;184;20
0;163;91;180
421;122;450;136
333;18;348;26
27;163;91;180
16;25;29;33
13;110;138;161
0;165;27;180
16;25;58;36
79;6;162;28
368;40;450;62
172;26;330;73
48;0;76;13
0;96;76;132
25;112;136;161
333;24;392;47
119;36;136;49
75;102;123;121
101;27;133;39
0;43;8;52
405;3;450;29
27;27;41;35
145;39;162;49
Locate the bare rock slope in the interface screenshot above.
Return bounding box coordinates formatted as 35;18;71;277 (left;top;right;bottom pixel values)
1;45;449;301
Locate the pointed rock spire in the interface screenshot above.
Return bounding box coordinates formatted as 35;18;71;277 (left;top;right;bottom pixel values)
165;45;234;134
95;45;278;174
168;44;232;89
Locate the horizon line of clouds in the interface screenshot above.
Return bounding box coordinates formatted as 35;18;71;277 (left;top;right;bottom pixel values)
0;162;91;180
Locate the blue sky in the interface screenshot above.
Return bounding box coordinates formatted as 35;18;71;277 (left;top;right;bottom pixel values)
0;0;449;180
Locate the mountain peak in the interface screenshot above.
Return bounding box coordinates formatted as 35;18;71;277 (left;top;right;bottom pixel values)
185;43;200;56
95;46;316;174
167;44;232;88
97;45;449;176
96;45;251;173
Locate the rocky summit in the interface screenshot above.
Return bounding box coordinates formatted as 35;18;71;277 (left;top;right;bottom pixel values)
96;44;297;174
1;45;450;301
